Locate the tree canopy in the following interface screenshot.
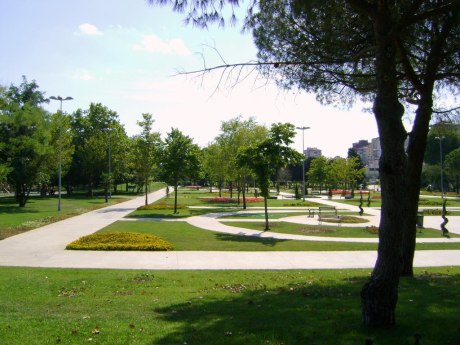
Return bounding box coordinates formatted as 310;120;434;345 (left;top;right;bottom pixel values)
148;0;460;328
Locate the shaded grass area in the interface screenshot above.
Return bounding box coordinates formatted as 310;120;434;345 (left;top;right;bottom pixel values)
221;221;459;239
100;221;379;251
1;267;459;345
0;183;166;240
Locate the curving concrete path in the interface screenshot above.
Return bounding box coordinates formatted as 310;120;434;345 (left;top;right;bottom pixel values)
0;190;459;270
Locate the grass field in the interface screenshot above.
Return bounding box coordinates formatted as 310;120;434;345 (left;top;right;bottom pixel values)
100;221;379;251
0;183;165;239
97;220;460;251
220;220;459;238
1;266;459;345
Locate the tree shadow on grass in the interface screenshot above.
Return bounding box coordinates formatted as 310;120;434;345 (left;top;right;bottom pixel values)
152;274;460;345
213;232;290;247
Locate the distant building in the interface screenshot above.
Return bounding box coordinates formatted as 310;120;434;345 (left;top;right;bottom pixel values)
304;147;322;158
350;138;381;181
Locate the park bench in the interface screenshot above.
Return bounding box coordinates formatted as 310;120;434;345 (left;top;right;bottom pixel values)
318;206;341;225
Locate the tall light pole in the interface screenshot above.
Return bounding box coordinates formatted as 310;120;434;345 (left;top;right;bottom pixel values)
435;136;445;198
49;96;73;211
296;126;310;201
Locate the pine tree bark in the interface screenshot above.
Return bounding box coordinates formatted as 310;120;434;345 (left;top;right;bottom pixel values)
400;96;432;276
361;2;406;327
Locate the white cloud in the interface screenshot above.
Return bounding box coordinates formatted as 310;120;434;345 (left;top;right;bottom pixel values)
133;35;191;56
71;69;94;81
77;23;103;36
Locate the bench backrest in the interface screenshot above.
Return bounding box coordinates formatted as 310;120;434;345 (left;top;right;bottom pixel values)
318;206;337;216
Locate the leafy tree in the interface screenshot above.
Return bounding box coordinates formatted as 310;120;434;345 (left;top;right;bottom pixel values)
159;128;201;213
132;113;162;205
201;142;227;195
46;111;75;194
306;156;329;193
0;78;51;206
148;0;460;327
445;147;460;193
347;148;366;187
424;123;460;165
67;103;127;197
215;116;267;206
238;122;302;230
6;75;47;107
421;163;441;191
329;157;366;193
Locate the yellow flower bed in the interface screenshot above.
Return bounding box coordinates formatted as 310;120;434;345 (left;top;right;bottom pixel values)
66;232;173;251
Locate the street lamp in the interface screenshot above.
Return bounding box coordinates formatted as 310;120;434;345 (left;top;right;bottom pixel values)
435;136;445;198
296;126;310;201
49;96;73;211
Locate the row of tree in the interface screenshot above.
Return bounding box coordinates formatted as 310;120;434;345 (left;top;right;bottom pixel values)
0;77;201;208
2;77;457;212
1;78;374;212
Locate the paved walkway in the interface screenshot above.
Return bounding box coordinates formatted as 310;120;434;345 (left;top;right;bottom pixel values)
0;190;459;270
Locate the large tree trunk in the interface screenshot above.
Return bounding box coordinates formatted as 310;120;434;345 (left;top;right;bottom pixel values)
400;93;433;276
361;3;407;328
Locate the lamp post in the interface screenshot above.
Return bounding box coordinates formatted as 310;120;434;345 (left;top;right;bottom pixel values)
435;136;445;198
296;126;310;201
107;128;112;200
49;96;73;211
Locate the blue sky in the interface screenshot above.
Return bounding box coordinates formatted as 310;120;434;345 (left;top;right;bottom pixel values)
0;0;380;157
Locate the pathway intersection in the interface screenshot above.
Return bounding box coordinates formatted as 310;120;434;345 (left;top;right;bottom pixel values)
0;189;459;270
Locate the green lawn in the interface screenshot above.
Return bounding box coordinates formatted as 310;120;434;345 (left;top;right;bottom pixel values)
0;182;166;240
335;195;460;208
97;220;460;251
220;221;459;238
100;221;379;251
1;266;459;345
155;189;322;208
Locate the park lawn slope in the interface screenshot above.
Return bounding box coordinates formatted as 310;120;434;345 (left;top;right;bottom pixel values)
0;267;459;345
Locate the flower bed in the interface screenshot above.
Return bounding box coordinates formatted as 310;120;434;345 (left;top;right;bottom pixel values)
185;185;201;190
66;232;173;251
200;197;264;203
137;203;185;210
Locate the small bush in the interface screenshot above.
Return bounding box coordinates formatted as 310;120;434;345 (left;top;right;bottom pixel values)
340;216;370;224
422;209;445;215
66;232;173;251
365;226;379;234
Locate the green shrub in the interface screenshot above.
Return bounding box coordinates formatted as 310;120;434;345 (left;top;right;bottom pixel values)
418;199;443;206
365;226;379;234
66;232;173;251
422;208;445;215
340;216;370;224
